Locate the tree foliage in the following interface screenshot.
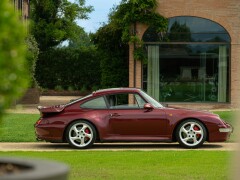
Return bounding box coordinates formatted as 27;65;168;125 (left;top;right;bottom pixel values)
109;0;168;43
0;0;29;119
115;0;167;62
68;27;93;48
25;35;39;87
92;24;129;88
30;0;93;51
92;0;167;88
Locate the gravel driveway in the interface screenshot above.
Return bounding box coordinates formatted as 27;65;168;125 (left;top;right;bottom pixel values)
0;142;238;151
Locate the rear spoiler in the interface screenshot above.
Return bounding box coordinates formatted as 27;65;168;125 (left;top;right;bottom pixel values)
37;105;65;113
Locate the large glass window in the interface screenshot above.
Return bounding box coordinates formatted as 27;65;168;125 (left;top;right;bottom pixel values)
142;16;230;103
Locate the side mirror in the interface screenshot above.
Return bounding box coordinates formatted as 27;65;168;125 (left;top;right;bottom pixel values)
144;103;154;110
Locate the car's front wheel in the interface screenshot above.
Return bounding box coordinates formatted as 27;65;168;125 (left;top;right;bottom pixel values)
176;119;207;148
66;120;96;149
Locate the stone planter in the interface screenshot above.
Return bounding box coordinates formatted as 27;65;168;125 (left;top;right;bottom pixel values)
0;157;69;180
17;88;40;104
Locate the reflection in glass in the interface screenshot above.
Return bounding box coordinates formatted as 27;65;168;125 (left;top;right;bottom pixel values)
142;16;231;43
143;44;229;102
142;16;230;103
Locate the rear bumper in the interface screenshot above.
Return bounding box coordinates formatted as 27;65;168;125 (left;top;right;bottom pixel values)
34;123;64;142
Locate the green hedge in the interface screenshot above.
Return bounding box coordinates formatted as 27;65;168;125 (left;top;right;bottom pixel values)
100;50;129;88
35;47;101;90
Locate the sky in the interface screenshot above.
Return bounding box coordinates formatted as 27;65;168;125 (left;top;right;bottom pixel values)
76;0;122;33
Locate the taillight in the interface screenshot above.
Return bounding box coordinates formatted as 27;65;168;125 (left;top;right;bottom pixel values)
36;118;49;125
36;119;42;125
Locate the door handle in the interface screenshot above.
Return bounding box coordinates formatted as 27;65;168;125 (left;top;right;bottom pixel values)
110;113;120;117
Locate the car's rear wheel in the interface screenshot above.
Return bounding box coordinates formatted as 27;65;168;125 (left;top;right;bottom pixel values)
66;120;96;149
176;119;207;148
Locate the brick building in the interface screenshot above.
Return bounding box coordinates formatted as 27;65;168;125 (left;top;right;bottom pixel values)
129;0;240;109
12;0;30;20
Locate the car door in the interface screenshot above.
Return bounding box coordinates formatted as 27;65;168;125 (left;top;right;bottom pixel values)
106;93;168;138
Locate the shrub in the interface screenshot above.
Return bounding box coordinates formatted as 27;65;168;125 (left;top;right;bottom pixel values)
35;47;101;91
92;24;129;88
0;0;29;119
25;35;39;87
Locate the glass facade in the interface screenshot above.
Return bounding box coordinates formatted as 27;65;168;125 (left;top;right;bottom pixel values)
142;16;230;103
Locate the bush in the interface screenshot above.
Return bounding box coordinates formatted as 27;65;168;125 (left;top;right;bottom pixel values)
35;47;101;91
100;51;129;88
25;35;39;87
0;0;29;119
92;24;129;88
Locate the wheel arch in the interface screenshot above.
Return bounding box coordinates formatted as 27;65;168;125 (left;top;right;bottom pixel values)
172;118;209;142
62;119;100;142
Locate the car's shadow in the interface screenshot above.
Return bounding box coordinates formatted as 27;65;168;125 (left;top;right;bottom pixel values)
35;142;223;150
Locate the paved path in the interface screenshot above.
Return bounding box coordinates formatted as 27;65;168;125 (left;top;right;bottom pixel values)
0;142;238;151
8;96;80;114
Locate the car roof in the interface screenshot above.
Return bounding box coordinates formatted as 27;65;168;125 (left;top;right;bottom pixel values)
92;87;141;96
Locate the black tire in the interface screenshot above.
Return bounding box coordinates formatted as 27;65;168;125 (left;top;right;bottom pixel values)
66;120;96;149
176;119;207;148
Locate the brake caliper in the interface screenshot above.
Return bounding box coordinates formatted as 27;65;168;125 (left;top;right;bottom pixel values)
194;126;201;139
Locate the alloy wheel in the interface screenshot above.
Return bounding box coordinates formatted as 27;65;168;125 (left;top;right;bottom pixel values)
67;121;96;149
177;120;207;148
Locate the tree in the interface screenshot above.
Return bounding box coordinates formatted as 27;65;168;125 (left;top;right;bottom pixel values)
92;0;167;87
68;27;93;48
0;0;29;119
92;24;129;88
109;0;168;43
30;0;93;51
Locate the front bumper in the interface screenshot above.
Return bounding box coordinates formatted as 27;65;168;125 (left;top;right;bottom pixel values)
208;122;233;142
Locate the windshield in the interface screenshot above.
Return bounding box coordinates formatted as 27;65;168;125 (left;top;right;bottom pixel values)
140;90;163;108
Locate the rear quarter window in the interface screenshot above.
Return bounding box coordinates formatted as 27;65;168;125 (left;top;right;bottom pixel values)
80;97;107;109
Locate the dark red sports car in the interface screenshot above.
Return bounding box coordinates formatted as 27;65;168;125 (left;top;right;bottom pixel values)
34;88;232;149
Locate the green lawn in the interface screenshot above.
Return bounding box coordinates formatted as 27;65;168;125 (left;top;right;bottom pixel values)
212;111;236;126
0;151;232;180
0;111;236;142
0;114;39;142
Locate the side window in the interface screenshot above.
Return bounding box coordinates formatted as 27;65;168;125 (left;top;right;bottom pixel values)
106;93;146;109
80;97;107;109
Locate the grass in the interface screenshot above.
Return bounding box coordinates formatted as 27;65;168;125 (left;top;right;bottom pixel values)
212;111;236;125
0;151;232;180
0;114;39;142
0;111;236;142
